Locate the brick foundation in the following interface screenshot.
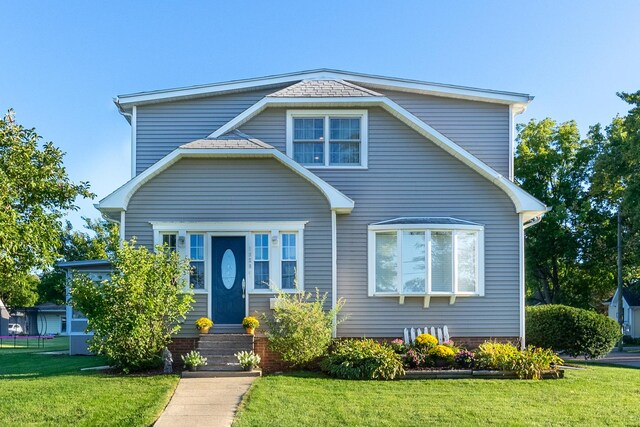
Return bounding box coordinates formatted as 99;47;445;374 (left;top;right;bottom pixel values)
254;336;292;373
168;337;199;367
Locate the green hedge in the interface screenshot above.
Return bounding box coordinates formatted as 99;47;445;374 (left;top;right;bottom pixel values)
526;305;621;359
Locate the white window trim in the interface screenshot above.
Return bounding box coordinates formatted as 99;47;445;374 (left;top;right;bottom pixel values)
187;233;206;293
367;224;485;300
286;109;368;169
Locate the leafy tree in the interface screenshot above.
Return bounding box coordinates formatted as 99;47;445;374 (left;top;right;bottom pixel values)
38;218;118;305
0;109;93;308
70;239;194;372
516;119;601;305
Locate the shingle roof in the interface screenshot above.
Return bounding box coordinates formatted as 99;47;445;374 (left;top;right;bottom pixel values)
371;217;483;226
268;79;383;98
180;131;274;150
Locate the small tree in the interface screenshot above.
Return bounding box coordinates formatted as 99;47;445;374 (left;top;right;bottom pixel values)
71;240;194;372
264;289;344;366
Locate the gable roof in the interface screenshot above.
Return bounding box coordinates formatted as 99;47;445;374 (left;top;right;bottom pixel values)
180;131;273;150
205;95;547;222
114;69;533;111
97;143;355;214
609;286;640;306
268;80;383;98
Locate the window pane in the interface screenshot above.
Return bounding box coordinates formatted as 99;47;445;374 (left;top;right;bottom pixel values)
402;231;426;293
330;141;360;165
254;234;269;261
281;261;296;289
293;118;324;140
282;234;296;261
293;141;324;164
431;231;453;292
190;261;205;289
330;118;360;140
254;261;270;290
190;234;204;260
162;234;177;252
457;232;477;292
375;232;398;292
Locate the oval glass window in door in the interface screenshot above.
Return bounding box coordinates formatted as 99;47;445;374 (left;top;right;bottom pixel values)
221;249;237;289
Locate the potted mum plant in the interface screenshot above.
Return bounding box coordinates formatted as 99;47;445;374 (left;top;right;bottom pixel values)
181;350;207;372
235;350;261;371
195;317;213;334
242;316;259;335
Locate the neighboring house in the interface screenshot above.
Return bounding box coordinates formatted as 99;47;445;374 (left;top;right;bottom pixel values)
35;303;67;336
0;299;9;336
63;69;547;356
605;287;640;338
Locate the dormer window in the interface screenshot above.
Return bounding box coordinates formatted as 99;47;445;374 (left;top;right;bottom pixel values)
286;110;368;168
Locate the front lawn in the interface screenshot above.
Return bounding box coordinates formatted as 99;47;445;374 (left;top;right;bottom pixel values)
0;337;178;426
234;365;640;426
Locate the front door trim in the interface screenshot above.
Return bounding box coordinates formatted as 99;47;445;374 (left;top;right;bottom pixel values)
207;231;250;323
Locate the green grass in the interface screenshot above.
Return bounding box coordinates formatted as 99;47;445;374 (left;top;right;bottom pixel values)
234;366;640;426
0;337;178;427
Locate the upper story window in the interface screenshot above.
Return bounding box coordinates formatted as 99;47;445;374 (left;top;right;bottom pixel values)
368;219;485;298
287;110;368;168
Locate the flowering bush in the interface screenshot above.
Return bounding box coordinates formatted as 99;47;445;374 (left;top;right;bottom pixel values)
235;351;261;369
415;334;438;347
475;341;564;379
405;347;430;368
181;350;207;368
242;316;260;329
195;317;213;330
454;350;475;369
388;339;406;354
430;345;455;358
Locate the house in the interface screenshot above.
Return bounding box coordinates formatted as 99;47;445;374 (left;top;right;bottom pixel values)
63;69;547;359
34;303;67;336
606;286;640;338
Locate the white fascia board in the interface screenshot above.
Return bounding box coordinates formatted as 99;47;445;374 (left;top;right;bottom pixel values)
210;96;547;220
115;69;532;109
96;148;354;214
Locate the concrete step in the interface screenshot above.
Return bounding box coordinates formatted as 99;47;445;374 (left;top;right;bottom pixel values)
197;341;253;350
200;363;243;371
182;369;261;378
199;333;254;342
197;348;252;357
199;355;239;364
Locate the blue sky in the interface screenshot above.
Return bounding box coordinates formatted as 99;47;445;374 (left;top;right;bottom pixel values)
2;1;639;229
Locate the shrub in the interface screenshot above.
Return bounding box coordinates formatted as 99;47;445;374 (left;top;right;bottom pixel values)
71;239;193;372
415;334;438;347
181;350;207;368
242;316;260;329
526;305;621;359
623;335;640;345
454;350;475;369
475;341;564;379
235;351;261;369
264;289;344;366
320;339;405;380
474;341;521;371
388;338;407;354
404;347;430;368
195;317;213;329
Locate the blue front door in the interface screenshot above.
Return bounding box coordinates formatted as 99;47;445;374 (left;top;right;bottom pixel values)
211;236;246;324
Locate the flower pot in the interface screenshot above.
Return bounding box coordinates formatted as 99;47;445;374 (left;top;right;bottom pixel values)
188;365;198;372
245;327;255;335
243;365;254;371
199;326;210;334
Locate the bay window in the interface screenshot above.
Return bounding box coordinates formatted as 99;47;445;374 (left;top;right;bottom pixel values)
369;220;484;298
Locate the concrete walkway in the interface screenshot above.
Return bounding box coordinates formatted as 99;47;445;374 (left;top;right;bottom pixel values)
154;376;256;427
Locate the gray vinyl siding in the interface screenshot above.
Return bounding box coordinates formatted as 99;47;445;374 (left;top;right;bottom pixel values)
125;157;332;337
181;294;208;337
360;87;511;177
135;85;289;175
239;106;520;338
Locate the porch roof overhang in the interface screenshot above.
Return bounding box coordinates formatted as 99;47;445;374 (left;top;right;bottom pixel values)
207;96;548;222
95;148;355;214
